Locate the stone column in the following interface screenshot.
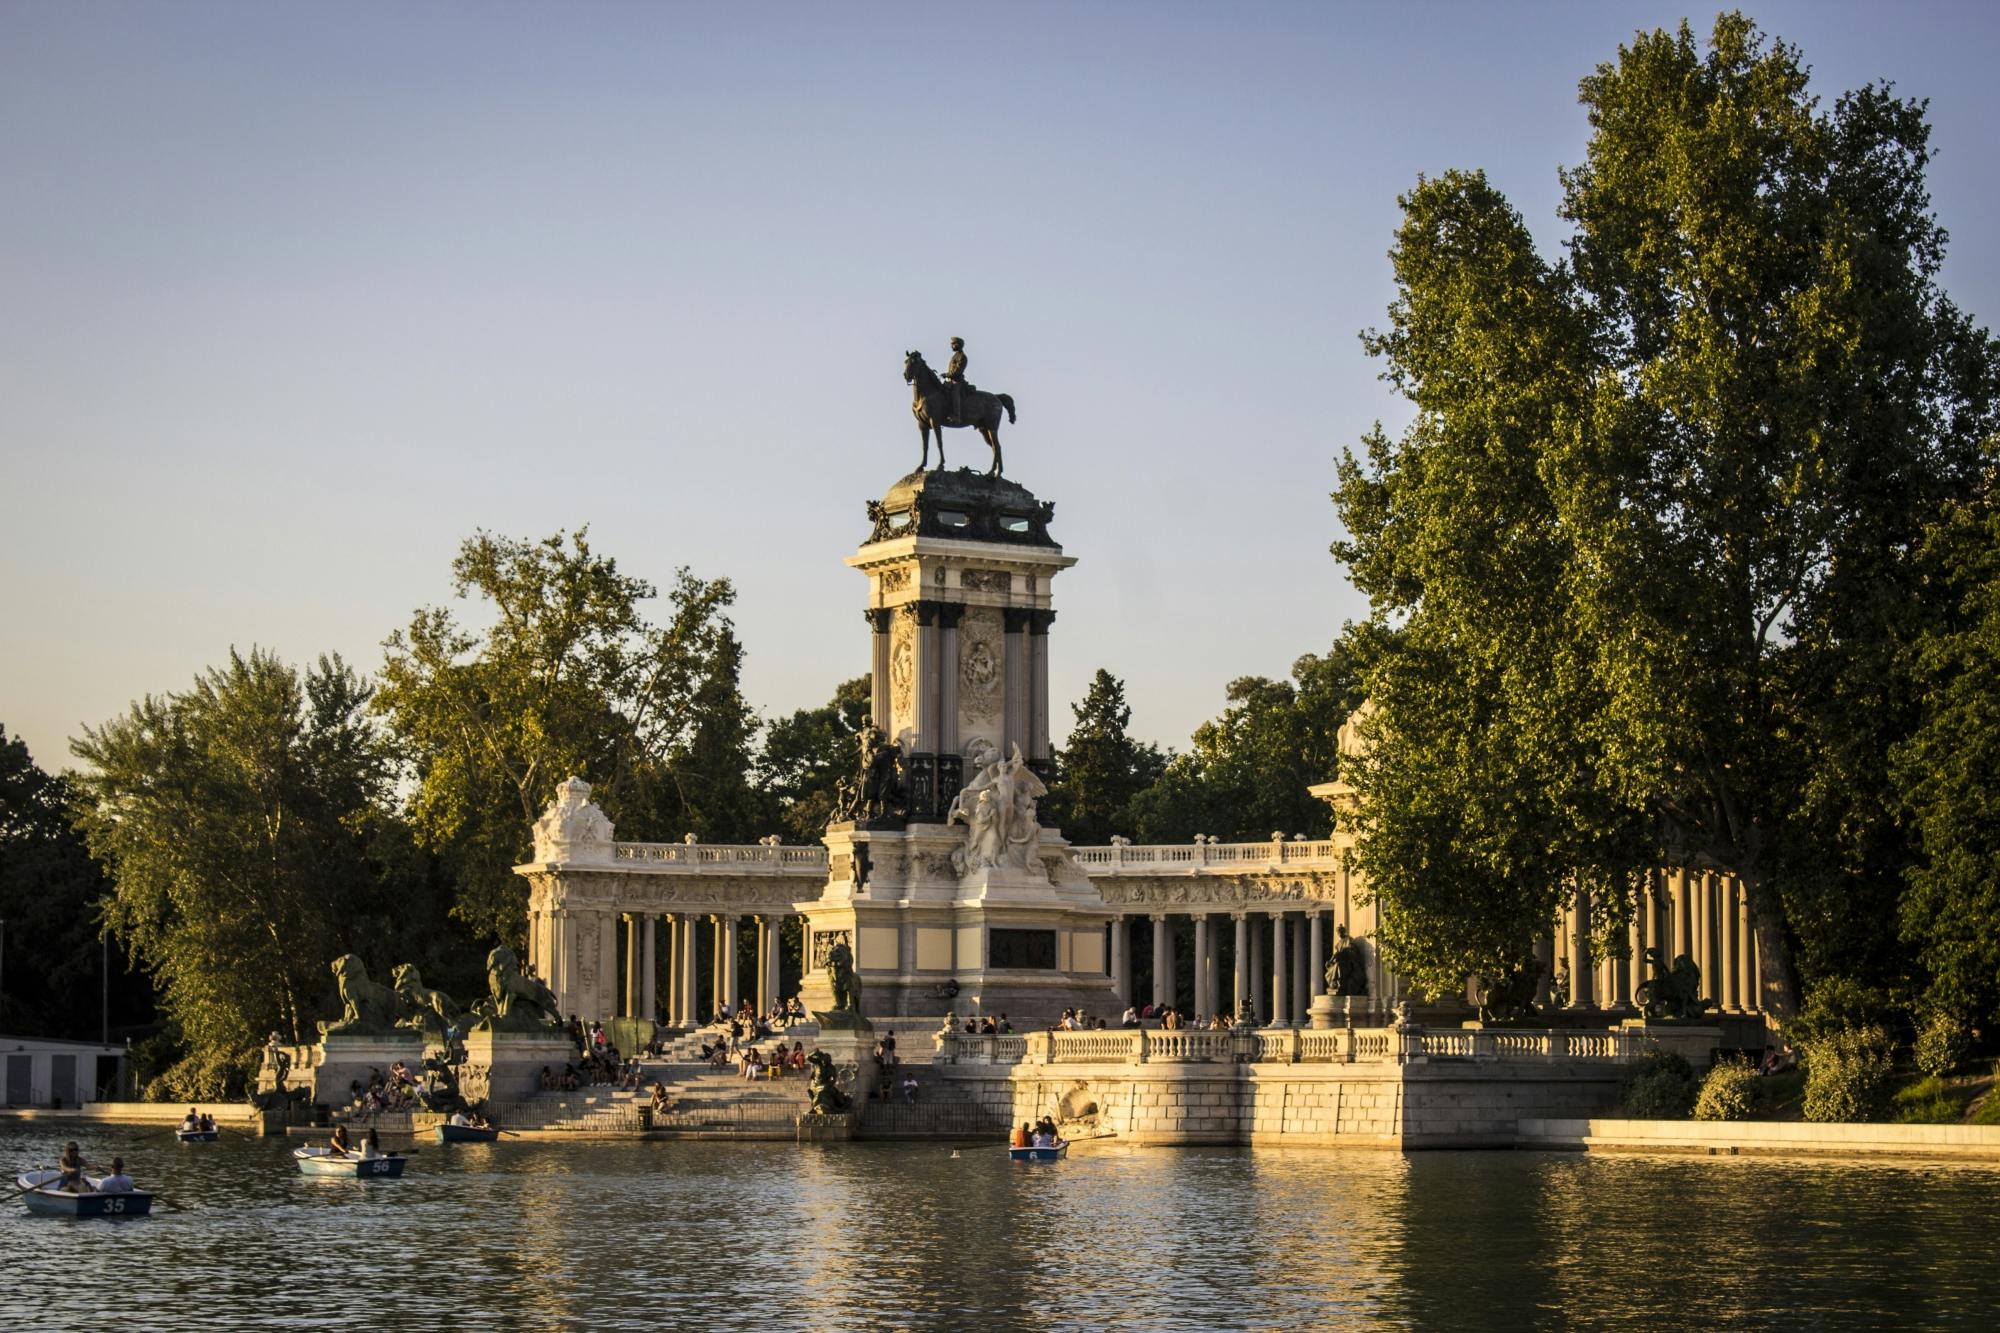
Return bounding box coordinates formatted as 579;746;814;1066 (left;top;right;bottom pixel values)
766;917;783;1012
679;913;699;1026
598;910;620;1022
1233;913;1250;1020
1694;873;1714;1008
1002;608;1031;761
1626;892;1645;1011
1028;610;1056;766
937;603;963;758
1249;916;1265;1024
725;915;742;1012
1110;918;1130;1005
1293;912;1311;1024
622;915;638;1017
1270;915;1289;1026
755;916;771;1014
1151;915;1172;1009
1309;913;1326;999
549;911;572;1015
664;916;681;1026
865;608;892;732
1568;888;1592;1010
1193;915;1211;1018
1737;882;1757;1016
1672;868;1693;962
709;915;725;1018
641;915;657;1024
913;601;939;754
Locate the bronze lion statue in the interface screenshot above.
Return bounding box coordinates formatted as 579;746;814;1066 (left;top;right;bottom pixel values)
319;954;400;1038
470;946;564;1032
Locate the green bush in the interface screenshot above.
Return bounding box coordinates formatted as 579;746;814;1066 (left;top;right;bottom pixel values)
142;1045;256;1103
1891;1075;1964;1124
1913;1009;1972;1078
1694;1060;1760;1121
1620;1048;1699;1119
1800;1025;1895;1123
1969;1091;2000;1127
1788;976;1889;1045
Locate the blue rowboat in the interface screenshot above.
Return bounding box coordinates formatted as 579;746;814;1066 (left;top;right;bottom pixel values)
293;1147;407;1178
15;1171;155;1218
176;1128;218;1143
435;1123;500;1144
1009;1141;1069;1162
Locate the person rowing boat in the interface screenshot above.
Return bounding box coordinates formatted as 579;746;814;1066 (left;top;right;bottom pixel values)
325;1125;353;1159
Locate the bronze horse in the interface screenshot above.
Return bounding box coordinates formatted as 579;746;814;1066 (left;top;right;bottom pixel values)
903;350;1016;475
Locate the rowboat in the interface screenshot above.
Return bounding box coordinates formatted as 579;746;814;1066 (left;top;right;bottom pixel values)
293;1147;407;1178
176;1128;219;1142
14;1171;155;1217
435;1123;501;1143
1009;1141;1069;1162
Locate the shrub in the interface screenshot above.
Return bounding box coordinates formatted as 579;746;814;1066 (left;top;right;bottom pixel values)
1620;1048;1698;1119
1694;1060;1760;1122
1891;1075;1964;1124
1800;1025;1895;1123
1913;1009;1972;1079
1788;976;1889;1045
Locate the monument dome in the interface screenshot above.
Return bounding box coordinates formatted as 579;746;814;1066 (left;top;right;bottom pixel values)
865;467;1058;549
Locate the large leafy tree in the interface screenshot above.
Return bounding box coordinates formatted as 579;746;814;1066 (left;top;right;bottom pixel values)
0;726;154;1040
756;676;870;844
1046;669;1166;846
1129;649;1360;843
1334;15;1997;1011
70;651;423;1096
376;530;762;944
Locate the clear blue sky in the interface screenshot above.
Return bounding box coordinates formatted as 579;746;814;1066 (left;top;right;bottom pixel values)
4;2;1997;773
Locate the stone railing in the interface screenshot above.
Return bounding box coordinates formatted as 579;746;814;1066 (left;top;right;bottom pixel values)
613;842;830;870
1070;838;1343;873
934;1025;1647;1068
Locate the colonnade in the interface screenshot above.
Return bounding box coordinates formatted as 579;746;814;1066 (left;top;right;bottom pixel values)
1106;909;1372;1027
609;911;794;1026
1552;868;1760;1014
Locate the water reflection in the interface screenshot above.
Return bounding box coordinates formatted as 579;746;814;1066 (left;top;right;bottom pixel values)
3;1125;1996;1330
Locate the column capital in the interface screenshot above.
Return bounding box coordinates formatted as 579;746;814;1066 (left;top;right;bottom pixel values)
863;607;893;632
1027;609;1057;634
1002;606;1034;633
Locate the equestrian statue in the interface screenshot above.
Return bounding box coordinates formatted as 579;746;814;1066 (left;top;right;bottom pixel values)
903;337;1016;476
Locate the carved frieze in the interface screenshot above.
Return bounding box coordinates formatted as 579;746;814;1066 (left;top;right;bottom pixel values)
958;607;1002;723
879;567;911;594
960;568;1010;594
1091;874;1339;906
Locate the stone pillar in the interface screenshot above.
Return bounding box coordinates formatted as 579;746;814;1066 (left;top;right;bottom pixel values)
1233;913;1250;1020
664;916;682;1026
549;911;572;1014
937;604;963;758
641;915;657;1024
1672;868;1693;962
865;608;892;732
725;915;742;1011
1271;915;1290;1026
622;915;638;1016
1737;882;1757;1016
1568;888;1592;1010
766;917;783;1013
755;916;772;1014
1293;912;1311;1024
1151;915;1172;1009
1626;891;1645;1011
679;913;698;1026
1249;916;1265;1024
710;915;725;1018
913;601;939;754
1002;608;1031;761
1193;915;1211;1018
599;910;620;1022
1110;918;1130;1005
1028;610;1056;766
1309;913;1326;999
1694;873;1714;1008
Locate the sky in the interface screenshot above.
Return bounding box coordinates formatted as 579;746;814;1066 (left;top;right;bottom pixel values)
4;2;1998;772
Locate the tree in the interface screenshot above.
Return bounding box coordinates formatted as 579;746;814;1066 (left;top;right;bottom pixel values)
1047;670;1167;845
757;677;871;844
0;725;154;1040
70;651;412;1097
1129;649;1361;843
376;530;761;945
1333;15;1998;1009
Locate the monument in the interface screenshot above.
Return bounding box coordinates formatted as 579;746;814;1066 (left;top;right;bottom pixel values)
792;349;1116;1021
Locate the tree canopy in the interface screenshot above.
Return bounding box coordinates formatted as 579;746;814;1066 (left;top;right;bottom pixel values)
757;675;871;844
1046;669;1167;846
1333;14;2000;1012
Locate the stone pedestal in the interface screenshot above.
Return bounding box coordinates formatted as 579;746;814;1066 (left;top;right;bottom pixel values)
459;1028;578;1103
1308;994;1339;1031
1616;1020;1725;1071
306;1035;429;1108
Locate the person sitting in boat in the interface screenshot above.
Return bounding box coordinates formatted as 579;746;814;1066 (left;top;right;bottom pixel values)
181;1107;201;1131
95;1157;135;1194
448;1109;472;1127
199;1112;215;1132
358;1128;384;1160
55;1141;89;1192
327;1125;353;1158
1010;1123;1030;1148
1030;1126;1056;1148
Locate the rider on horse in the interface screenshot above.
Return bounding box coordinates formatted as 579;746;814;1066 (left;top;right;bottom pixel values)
944;336;969;423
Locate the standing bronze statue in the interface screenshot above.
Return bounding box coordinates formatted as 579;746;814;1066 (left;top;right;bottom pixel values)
904;343;1016;476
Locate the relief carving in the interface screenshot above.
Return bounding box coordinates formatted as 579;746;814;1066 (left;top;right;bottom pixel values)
879;567;911;594
577;918;601;993
959;608;1002;723
960;568;1010;593
890;611;916;728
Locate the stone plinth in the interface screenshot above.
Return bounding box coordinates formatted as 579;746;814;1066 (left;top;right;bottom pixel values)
459;1028;578;1103
1615;1021;1726;1070
306;1034;428;1108
1308;994;1339;1030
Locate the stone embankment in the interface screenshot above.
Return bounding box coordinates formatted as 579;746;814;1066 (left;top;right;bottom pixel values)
1516;1117;2000;1160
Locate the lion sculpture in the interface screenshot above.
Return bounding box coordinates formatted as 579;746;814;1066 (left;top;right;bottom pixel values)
318;954;400;1038
392;963;463;1043
470;946;564;1032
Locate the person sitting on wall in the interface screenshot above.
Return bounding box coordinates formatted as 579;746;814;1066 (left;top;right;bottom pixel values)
790;1042;807;1070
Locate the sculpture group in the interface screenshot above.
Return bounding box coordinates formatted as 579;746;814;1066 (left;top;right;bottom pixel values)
316;947;563;1041
947;739;1046;874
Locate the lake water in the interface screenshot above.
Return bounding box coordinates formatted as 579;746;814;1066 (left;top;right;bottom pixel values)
5;1123;1998;1330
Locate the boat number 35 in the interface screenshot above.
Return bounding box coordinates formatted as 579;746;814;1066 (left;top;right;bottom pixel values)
103;1197;125;1212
